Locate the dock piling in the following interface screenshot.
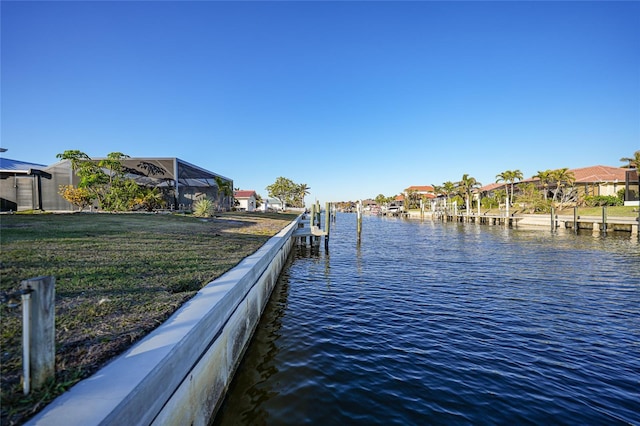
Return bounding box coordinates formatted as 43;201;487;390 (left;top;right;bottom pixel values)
357;200;362;244
325;202;330;252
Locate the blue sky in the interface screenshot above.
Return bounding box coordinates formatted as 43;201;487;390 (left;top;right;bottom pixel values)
2;1;638;204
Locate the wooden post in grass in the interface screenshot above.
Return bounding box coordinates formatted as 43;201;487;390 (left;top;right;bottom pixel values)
21;276;55;393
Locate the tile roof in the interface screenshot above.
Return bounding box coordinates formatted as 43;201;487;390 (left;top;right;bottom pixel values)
570;165;627;183
234;190;257;199
479;182;505;192
480;165;626;190
405;185;434;193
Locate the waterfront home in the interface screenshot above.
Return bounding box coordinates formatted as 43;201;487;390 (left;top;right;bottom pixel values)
404;185;435;197
0;157;50;211
569;165;627;197
479;165;632;204
0;155;233;212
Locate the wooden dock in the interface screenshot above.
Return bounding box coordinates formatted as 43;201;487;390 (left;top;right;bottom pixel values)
433;212;524;227
293;207;331;250
430;210;638;236
292;219;327;238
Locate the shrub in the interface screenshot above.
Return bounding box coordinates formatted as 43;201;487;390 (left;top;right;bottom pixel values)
193;197;214;217
481;197;499;209
58;185;94;211
584;195;623;207
135;188;165;212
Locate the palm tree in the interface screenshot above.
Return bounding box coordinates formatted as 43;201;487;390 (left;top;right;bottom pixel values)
442;181;456;204
406;189;419;209
214;176;233;211
620;150;640;169
297;183;311;208
550;168;575;203
457;174;481;217
533;169;553;200
496;169;523;207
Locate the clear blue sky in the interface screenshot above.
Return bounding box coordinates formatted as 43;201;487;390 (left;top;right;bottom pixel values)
2;1;638;204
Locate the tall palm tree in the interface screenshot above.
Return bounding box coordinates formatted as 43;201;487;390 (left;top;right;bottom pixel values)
620;150;640;169
457;174;480;216
496;169;523;207
533;169;553;200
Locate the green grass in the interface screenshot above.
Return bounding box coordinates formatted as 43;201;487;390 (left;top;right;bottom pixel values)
557;206;639;217
0;211;297;425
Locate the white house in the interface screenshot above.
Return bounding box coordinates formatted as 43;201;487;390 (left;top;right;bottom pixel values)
234;190;257;212
261;198;284;212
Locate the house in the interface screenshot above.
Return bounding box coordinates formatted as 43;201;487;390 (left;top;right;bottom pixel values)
404;185;435;197
261;198;284;212
478;182;505;199
234;190;257;212
362;199;377;211
479;165;629;203
569;165;627;197
0;155;233;212
0;157;51;211
388;194;405;211
403;185;436;209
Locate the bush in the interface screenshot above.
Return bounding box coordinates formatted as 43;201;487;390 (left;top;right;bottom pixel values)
193;197;214;217
481;197;499;209
584;195;623;207
58;185;94;211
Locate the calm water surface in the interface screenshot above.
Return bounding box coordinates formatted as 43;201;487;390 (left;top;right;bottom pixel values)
213;214;640;425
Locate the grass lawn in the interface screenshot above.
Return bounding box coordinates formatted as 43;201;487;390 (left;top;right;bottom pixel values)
0;211;298;425
556;206;639;217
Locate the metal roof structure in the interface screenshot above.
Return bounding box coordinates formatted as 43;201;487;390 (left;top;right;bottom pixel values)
1;156;233;212
0;157;48;173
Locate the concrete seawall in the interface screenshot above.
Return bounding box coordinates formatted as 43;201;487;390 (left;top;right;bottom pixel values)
28;216;301;426
406;211;638;235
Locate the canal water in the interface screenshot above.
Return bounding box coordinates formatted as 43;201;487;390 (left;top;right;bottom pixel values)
213;213;640;425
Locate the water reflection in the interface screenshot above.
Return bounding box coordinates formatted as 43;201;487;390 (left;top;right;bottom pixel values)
210;258;295;426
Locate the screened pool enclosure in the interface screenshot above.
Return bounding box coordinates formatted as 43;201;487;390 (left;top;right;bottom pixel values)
1;157;233;212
